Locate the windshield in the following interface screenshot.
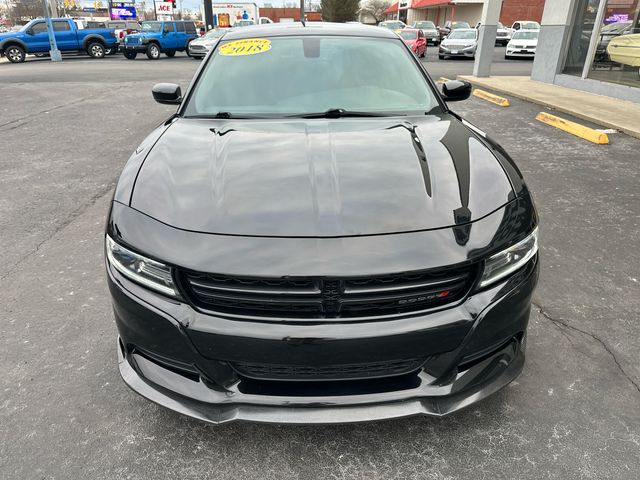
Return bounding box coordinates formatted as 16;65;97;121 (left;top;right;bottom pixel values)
520;22;540;30
141;22;162;32
380;21;404;29
204;29;225;39
414;21;435;29
184;36;439;117
451;22;470;29
398;30;417;40
447;30;476;40
513;31;539;40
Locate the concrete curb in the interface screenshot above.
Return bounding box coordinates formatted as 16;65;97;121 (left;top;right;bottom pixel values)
536;112;609;144
457;75;640;139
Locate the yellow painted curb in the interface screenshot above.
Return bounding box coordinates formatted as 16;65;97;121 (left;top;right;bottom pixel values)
535;112;609;145
472;89;510;107
437;77;451;84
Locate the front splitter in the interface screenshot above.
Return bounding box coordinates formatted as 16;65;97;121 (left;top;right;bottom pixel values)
118;338;525;425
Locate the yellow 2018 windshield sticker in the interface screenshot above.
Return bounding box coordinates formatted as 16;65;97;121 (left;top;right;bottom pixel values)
219;39;272;56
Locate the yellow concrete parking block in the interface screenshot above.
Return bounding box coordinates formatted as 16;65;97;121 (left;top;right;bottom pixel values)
535;112;609;145
437;77;451;84
472;88;510;107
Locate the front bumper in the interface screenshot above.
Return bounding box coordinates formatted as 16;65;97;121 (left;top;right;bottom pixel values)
109;252;538;424
506;47;536;57
124;44;149;53
439;46;476;58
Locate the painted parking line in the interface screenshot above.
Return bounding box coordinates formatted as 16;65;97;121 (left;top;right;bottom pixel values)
535;112;609;145
472;88;510;107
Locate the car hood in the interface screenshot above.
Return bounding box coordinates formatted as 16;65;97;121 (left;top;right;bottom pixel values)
442;39;476;47
129;115;514;237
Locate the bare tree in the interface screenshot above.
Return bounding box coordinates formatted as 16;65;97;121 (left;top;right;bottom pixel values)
320;0;358;22
362;0;391;22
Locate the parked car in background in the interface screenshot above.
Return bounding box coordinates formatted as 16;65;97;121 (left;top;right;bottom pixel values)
106;20;140;53
379;20;406;30
0;18;117;63
505;29;539;59
259;17;274;24
397;28;426;57
607;33;640;78
438;21;470;40
596;21;633;63
439;27;477;59
412;20;440;45
188;28;227;59
123;20;198;60
508;20;540;37
475;21;511;45
233;19;255;27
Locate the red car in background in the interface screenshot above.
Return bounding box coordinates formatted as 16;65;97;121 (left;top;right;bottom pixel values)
397;28;427;58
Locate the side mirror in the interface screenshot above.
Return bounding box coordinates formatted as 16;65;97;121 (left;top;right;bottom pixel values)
152;83;182;105
441;80;472;102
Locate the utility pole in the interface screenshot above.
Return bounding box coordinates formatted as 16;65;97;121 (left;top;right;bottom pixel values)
42;0;62;61
299;0;304;23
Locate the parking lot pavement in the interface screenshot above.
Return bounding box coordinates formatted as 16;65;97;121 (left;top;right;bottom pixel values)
1;59;639;480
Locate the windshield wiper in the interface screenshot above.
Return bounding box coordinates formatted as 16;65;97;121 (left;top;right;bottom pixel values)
293;108;402;119
189;112;270;119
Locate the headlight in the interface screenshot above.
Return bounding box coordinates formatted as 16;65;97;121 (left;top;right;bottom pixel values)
106;235;179;298
479;228;538;288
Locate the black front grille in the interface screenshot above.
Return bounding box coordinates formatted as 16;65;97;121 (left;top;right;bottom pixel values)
179;264;476;320
232;358;427;381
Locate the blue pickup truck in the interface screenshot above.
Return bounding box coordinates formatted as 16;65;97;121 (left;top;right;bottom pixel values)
123;20;198;60
0;18;118;63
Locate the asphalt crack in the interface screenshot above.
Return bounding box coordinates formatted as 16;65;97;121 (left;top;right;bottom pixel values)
533;301;640;395
0;183;115;282
0;96;93;132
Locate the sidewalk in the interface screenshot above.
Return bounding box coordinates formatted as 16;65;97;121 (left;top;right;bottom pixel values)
458;75;640;139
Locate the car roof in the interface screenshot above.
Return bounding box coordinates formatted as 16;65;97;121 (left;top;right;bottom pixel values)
448;28;476;33
223;22;399;40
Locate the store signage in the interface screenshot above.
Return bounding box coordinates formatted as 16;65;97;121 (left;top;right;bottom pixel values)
399;1;411;9
111;5;137;19
155;2;173;14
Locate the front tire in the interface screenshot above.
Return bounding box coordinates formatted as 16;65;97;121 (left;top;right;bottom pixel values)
123;50;137;60
5;45;26;63
87;42;105;59
146;43;161;60
438;54;445;60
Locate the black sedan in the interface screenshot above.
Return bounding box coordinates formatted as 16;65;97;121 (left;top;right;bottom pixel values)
106;22;539;424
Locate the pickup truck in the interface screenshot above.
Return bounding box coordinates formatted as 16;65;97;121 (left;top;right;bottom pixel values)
123;20;198;60
0;18;118;63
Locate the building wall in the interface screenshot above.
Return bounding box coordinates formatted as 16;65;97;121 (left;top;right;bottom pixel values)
260;8;322;23
499;0;545;26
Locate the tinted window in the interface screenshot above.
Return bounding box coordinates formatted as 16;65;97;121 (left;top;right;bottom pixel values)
53;21;70;31
175;22;185;32
109;21;126;29
185;36;439;117
185;22;196;33
163;23;174;33
31;22;47;34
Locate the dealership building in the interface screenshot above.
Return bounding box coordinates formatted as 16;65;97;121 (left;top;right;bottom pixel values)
384;0;544;28
532;0;640;102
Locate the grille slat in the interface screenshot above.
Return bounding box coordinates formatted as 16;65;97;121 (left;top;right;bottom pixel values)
232;358;427;381
180;265;476;320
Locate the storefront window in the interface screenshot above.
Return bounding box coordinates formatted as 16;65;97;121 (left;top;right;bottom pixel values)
564;0;602;75
589;0;640;87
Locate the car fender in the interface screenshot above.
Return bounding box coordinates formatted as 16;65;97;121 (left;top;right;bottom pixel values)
82;34;113;49
0;37;28;54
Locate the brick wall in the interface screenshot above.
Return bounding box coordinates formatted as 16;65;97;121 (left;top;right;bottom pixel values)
499;0;545;26
260;8;322;23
